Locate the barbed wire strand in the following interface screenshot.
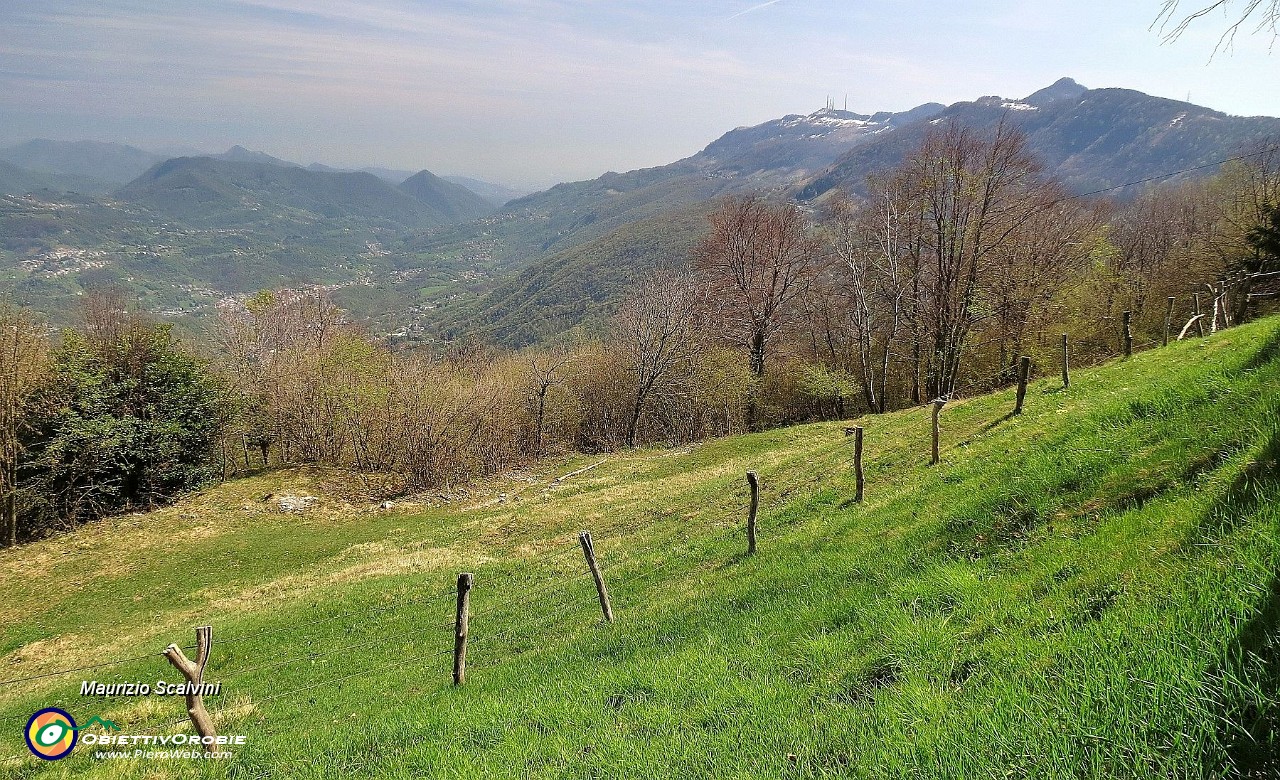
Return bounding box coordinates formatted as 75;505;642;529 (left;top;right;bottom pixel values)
205;585;459;650
255;647;454;705
0;653;161;688
218;613;460;682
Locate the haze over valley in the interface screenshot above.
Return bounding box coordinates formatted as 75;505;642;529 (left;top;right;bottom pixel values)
4;76;1279;345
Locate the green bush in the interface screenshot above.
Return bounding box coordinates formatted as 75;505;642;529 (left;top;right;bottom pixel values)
19;321;226;536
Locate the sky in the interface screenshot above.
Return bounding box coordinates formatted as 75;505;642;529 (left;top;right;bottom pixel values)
1;0;1277;189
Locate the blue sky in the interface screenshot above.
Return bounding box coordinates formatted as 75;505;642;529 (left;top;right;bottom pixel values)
1;1;1277;187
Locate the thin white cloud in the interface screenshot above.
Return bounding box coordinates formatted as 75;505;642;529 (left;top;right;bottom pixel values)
726;0;788;20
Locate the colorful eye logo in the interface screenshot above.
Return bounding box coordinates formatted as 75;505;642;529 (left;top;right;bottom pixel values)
25;708;78;760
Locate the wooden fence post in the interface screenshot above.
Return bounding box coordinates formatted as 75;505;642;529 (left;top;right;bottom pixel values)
1219;278;1231;328
1193;292;1205;337
1061;333;1070;389
931;400;944;465
578;532;614;622
1122;311;1133;357
1163;297;1175;347
746;471;759;554
453;572;473;686
853;426;864;503
1014;356;1031;414
163;625;216;740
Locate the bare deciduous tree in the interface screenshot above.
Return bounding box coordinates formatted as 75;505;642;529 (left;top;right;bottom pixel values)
899;119;1059;398
826;188;914;413
613;268;704;448
696;195;820;428
696;195;821;378
527;340;575;456
983;196;1101;377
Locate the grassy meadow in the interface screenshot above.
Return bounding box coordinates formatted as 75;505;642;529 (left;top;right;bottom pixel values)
1;316;1278;778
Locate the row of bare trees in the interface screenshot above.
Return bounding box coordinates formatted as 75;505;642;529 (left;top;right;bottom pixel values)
687;122;1279;417
215;120;1275;487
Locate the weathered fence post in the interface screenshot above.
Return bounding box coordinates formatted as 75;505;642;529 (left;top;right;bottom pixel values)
1219;278;1231;328
1014;356;1031;414
931;400;944;465
1163;296;1176;347
1061;333;1070;389
453;573;473;686
853;426;865;503
1122;311;1133;357
163;625;216;740
1193;292;1205;337
746;471;760;554
578;532;614;622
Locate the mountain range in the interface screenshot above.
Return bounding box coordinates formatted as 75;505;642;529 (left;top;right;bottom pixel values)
427;78;1280;345
2;77;1277;344
799;77;1280;200
0;139;526;208
118;156;494;230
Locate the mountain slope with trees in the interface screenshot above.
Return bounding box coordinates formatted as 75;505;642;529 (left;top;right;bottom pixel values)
408;103;945;272
398;169;496;223
115;157;478;230
2;79;1278;343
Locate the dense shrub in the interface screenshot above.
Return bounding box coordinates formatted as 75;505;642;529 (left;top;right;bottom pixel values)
18;319;225;537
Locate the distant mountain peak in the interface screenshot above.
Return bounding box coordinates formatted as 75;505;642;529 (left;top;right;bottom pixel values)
1023;77;1087;107
398;169;495;222
214;145;299;168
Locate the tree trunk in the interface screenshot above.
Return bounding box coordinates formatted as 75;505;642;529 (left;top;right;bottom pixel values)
625;396;644;448
534;386;548;456
748;330;766;377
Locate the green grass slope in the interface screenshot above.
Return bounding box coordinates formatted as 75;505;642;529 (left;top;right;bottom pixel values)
2;318;1279;778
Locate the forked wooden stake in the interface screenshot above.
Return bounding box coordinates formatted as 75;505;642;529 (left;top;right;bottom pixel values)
1122;310;1133;357
163;625;216;740
746;471;760;553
